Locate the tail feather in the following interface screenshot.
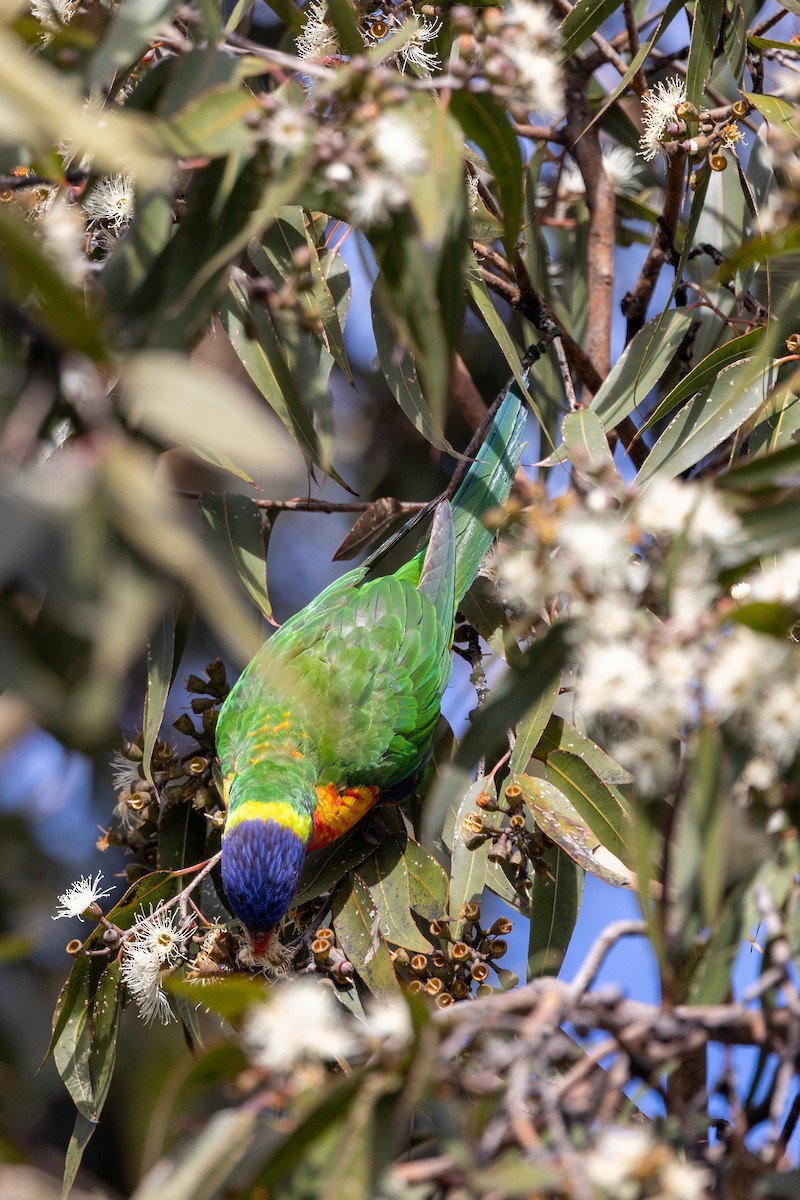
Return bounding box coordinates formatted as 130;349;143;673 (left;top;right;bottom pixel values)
450;386;526;606
417;500;456;616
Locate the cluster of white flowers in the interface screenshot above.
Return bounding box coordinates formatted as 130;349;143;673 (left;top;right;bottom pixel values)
83;172;136;232
120;907;187;1025
491;474;800;800
586;1127;710;1199
560;144;642;198
638;76;688;161
495;1;564;115
243;980;414;1074
295;0;441;77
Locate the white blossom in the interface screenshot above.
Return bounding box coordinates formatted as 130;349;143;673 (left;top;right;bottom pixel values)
636;477;699;537
704;628;787;720
53;872;115;921
585;1127;654;1197
506;46;564;115
121;944;175;1025
612;734;677;797
38;196;87;287
577;639;654;720
348;171;405;228
266;101;310;155
372;113;428;177
364;996;414;1047
121;906;183;1025
660;1157;712;1200
83;173;135;229
244;978;355;1071
296;0;338;61
30;0;76;32
638;75;687;160
561;145;641;196
110;751;142;793
398;17;441;75
501;0;556;44
748;550;800;606
753;679;800;764
559;511;630;587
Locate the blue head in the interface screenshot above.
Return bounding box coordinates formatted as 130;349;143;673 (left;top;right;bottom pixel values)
221;819;306;952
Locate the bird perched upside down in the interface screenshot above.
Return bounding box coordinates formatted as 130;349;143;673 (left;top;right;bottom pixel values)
216;390;526;954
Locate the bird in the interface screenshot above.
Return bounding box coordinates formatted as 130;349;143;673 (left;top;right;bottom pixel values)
216;389;526;954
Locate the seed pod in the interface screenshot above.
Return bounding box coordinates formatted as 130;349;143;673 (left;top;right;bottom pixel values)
732;99;749;118
487;834;510;863
187;756;208;776
430;950;447;970
436;992;455;1009
488;938;508;959
425;977;443;996
66;939;83;956
392;946;410;967
407;979;424;994
490;917;513;936
429;919;450;938
675;100;699;120
504;783;522;808
173;714;196;737
316;927;334;941
475;983;494;998
460;902;480;924
155;741;173;761
410;954;428;975
191;697;214;714
471;961;489;982
312;937;331;962
509;813;526;831
463;812;484;834
710;153;727;172
451;941;470;961
475;791;498;811
786;333;800;354
452;979;469;999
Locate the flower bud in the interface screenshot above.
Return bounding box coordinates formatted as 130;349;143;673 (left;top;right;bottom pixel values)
476;983;494;998
475;791;498;811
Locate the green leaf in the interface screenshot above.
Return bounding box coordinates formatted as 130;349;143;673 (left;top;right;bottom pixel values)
449;90;522;257
635;358;776;485
357;817;433;952
559;0;619;58
544;753;633;867
468;276;537;410
459;575;511;660
199;493;273;623
121;350;292;483
448;778;503;937
158;85;263;157
220;279;350;487
535;715;633;787
404;839;449;922
723;2;746;84
742;91;800;139
332;873;399;999
527;846;583;980
518;774;635;888
370;286;453;450
589;309;693;432
142;607;175;790
508;674;561;778
159;797;208;872
293;826;377;907
639;329;763;434
686;0;724;108
325;0;363;55
560;410;625;497
719;441;800;492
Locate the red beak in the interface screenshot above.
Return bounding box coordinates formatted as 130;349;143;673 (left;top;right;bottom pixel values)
249;929;274;957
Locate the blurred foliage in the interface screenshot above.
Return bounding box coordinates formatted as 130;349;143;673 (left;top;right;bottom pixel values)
3;0;800;1196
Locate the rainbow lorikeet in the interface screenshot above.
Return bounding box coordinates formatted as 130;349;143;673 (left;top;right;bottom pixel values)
217;390;526;952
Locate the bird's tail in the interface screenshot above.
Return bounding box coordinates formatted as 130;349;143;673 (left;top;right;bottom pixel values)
449;384;527;606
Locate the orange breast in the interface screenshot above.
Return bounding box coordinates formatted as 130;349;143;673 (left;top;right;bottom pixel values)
309;783;379;851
